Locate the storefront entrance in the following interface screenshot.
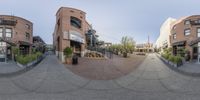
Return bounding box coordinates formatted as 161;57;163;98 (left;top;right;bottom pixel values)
0;42;12;62
0;42;6;62
70;41;81;57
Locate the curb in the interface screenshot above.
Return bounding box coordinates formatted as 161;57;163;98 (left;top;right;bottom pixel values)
156;54;200;77
0;55;46;78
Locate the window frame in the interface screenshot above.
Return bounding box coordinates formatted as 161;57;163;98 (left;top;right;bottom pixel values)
70;16;82;29
25;32;30;40
197;28;200;37
25;24;30;29
0;28;3;38
5;28;12;38
184;29;191;36
173;33;177;39
184;20;190;25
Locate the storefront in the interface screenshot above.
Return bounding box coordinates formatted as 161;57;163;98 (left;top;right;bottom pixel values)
0;42;6;62
0;41;13;62
69;30;85;56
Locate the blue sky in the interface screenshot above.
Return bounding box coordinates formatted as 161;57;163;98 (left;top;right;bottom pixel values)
1;0;200;44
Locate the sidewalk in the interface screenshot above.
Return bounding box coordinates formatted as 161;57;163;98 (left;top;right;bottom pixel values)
178;62;200;74
0;61;23;74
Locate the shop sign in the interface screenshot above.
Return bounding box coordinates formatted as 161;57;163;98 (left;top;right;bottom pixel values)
69;30;85;43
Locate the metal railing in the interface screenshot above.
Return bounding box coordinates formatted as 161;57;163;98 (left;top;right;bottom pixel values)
87;46;113;59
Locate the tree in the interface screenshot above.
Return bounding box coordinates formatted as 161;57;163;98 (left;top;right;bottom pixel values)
121;36;136;57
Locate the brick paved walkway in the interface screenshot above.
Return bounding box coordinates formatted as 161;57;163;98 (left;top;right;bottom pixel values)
66;54;146;80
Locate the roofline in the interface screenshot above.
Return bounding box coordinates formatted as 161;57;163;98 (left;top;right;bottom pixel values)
0;15;33;25
56;7;86;16
172;15;200;26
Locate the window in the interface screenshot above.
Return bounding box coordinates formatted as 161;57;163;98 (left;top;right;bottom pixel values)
70;10;74;13
70;16;82;29
197;28;200;37
184;29;191;36
25;24;30;29
25;32;30;40
0;28;3;37
173;33;176;39
185;20;190;25
172;25;176;30
5;28;12;38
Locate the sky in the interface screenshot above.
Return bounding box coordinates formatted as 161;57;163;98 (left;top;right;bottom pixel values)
1;0;200;44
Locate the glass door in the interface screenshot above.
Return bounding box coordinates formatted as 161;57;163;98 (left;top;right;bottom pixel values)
0;42;6;62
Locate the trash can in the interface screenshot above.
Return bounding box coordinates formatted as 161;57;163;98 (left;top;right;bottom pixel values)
72;55;78;65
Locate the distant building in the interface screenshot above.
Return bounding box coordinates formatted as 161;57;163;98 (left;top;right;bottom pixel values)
156;18;177;52
136;43;154;52
33;36;46;53
0;15;33;62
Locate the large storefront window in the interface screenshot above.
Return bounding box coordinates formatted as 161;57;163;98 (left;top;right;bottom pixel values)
70;16;82;29
5;28;12;38
0;28;3;37
0;42;6;62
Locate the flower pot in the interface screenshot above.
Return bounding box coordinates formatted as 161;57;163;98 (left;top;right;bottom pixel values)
123;53;128;58
65;57;72;64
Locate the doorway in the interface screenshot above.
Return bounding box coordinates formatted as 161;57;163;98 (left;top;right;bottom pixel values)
70;41;81;57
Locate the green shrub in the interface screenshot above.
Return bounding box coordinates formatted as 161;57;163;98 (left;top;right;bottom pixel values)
16;52;43;65
174;55;182;64
16;55;30;65
163;53;170;60
12;47;19;55
36;52;42;58
63;47;73;58
168;55;175;62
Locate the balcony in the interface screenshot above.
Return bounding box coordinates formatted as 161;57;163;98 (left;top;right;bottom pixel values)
0;19;17;26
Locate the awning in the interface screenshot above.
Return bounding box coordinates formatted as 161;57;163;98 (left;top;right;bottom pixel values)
189;37;200;46
172;40;186;46
0;38;16;46
19;41;32;46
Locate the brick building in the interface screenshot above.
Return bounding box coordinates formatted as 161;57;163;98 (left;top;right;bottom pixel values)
170;15;200;62
0;15;33;62
53;7;93;62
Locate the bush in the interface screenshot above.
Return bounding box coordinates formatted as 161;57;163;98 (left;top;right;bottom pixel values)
36;52;42;58
162;53;170;60
174;55;182;64
63;47;73;58
16;52;43;65
168;55;175;62
12;47;19;55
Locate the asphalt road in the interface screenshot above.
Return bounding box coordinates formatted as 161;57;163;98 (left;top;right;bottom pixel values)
0;54;200;100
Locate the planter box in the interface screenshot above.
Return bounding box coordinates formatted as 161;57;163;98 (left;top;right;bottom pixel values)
159;56;182;68
16;55;44;68
16;62;26;68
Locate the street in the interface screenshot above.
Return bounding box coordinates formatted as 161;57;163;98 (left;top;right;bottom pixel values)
0;54;199;100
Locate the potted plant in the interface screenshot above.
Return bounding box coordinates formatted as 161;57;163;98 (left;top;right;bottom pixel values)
63;47;73;64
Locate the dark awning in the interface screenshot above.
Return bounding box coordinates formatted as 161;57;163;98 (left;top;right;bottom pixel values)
0;38;16;46
19;41;32;46
172;40;186;46
189;37;200;46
